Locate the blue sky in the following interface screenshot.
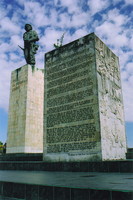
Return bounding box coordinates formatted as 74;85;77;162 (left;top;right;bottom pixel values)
0;0;133;147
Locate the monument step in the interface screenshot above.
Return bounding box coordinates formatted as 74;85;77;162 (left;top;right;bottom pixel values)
0;170;133;200
0;149;131;161
0;183;132;200
126;152;133;159
126;148;133;159
0;196;24;200
0;160;133;173
0;153;43;161
127;148;133;153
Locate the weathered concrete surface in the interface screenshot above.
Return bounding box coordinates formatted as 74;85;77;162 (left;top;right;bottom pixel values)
7;65;44;153
44;33;127;162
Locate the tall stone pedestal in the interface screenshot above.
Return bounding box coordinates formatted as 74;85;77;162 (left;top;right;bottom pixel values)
43;33;127;162
7;65;44;153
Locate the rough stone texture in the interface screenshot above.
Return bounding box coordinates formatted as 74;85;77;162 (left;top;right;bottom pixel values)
43;33;127;162
7;65;44;153
95;35;127;160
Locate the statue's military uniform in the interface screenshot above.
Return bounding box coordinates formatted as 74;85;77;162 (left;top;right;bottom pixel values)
23;30;39;65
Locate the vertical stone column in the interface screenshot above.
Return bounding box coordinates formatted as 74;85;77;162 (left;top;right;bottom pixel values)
7;65;44;153
43;33;127;162
95;36;127;160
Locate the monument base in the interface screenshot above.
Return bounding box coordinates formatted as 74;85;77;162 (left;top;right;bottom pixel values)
7;64;44;154
43;152;102;162
0;167;133;200
6;146;43;154
0;149;132;199
0;153;43;161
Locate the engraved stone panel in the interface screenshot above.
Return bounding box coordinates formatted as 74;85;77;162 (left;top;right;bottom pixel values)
44;33;101;162
43;33;127;162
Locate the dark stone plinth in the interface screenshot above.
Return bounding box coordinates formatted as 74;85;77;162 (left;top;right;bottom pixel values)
0;160;133;173
0;153;43;161
0;182;133;200
39;186;53;200
26;185;39;200
127;148;133;153
126;153;133;159
0;170;133;199
126;148;133;159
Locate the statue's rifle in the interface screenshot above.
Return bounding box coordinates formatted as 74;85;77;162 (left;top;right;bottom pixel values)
18;45;24;51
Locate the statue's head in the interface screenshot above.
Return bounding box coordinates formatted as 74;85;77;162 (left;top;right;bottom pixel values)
25;24;32;32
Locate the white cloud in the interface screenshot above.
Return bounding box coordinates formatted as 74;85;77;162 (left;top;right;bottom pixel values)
126;62;133;74
88;0;110;15
57;12;90;29
114;34;128;47
124;0;133;4
0;43;10;54
112;0;123;4
57;12;71;28
119;51;132;69
71;12;90;27
15;0;25;6
95;8;131;53
129;36;133;50
55;0;81;14
40;28;63;51
10;53;20;61
107;8;129;26
66;28;88;43
0;67;11;111
23;2;47;26
95;21;128;48
10;35;23;48
121;70;128;81
0;17;20;34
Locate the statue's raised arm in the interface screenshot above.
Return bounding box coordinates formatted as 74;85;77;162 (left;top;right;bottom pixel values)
23;24;39;65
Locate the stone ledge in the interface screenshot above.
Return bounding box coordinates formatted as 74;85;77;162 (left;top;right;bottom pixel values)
1;183;133;200
0;160;132;173
0;170;133;200
0;153;43;161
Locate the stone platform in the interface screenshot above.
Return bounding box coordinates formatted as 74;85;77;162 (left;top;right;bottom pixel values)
0;154;133;199
0;170;133;200
0;160;133;173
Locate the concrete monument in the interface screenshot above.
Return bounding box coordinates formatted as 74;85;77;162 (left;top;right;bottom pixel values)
6;65;44;153
43;33;127;162
7;24;43;154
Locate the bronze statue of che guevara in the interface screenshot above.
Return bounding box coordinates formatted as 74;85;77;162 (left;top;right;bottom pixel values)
22;24;39;65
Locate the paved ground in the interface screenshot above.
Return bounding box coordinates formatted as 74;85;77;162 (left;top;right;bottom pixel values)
0;170;133;192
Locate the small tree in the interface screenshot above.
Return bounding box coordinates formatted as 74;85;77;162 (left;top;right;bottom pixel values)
54;32;65;49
